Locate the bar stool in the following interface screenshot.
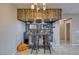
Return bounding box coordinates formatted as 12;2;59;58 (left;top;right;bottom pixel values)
31;34;39;54
43;35;51;54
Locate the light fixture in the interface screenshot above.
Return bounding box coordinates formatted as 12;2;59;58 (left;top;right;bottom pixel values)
31;3;46;19
31;4;34;10
31;3;46;11
43;7;46;10
34;3;37;5
43;3;46;10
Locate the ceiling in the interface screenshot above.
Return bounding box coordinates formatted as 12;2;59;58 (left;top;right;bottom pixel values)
14;3;79;14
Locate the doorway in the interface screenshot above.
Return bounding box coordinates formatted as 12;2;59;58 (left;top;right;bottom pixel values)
65;20;71;43
60;19;71;44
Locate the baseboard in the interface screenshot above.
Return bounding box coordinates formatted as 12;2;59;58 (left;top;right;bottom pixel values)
11;50;17;55
72;44;79;46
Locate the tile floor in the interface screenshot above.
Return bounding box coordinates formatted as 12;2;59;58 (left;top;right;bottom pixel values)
16;44;79;55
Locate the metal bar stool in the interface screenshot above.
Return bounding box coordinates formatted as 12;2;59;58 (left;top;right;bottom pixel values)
31;34;39;54
43;35;51;54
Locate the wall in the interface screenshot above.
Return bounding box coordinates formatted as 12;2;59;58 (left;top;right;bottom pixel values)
62;14;79;45
52;13;79;46
59;20;65;42
16;21;25;46
53;21;60;46
0;4;25;54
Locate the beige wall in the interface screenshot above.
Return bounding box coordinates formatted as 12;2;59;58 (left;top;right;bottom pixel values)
59;20;65;43
0;4;25;54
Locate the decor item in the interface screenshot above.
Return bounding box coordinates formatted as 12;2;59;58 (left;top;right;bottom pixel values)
17;42;28;52
17;8;61;20
17;3;62;21
31;3;46;11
